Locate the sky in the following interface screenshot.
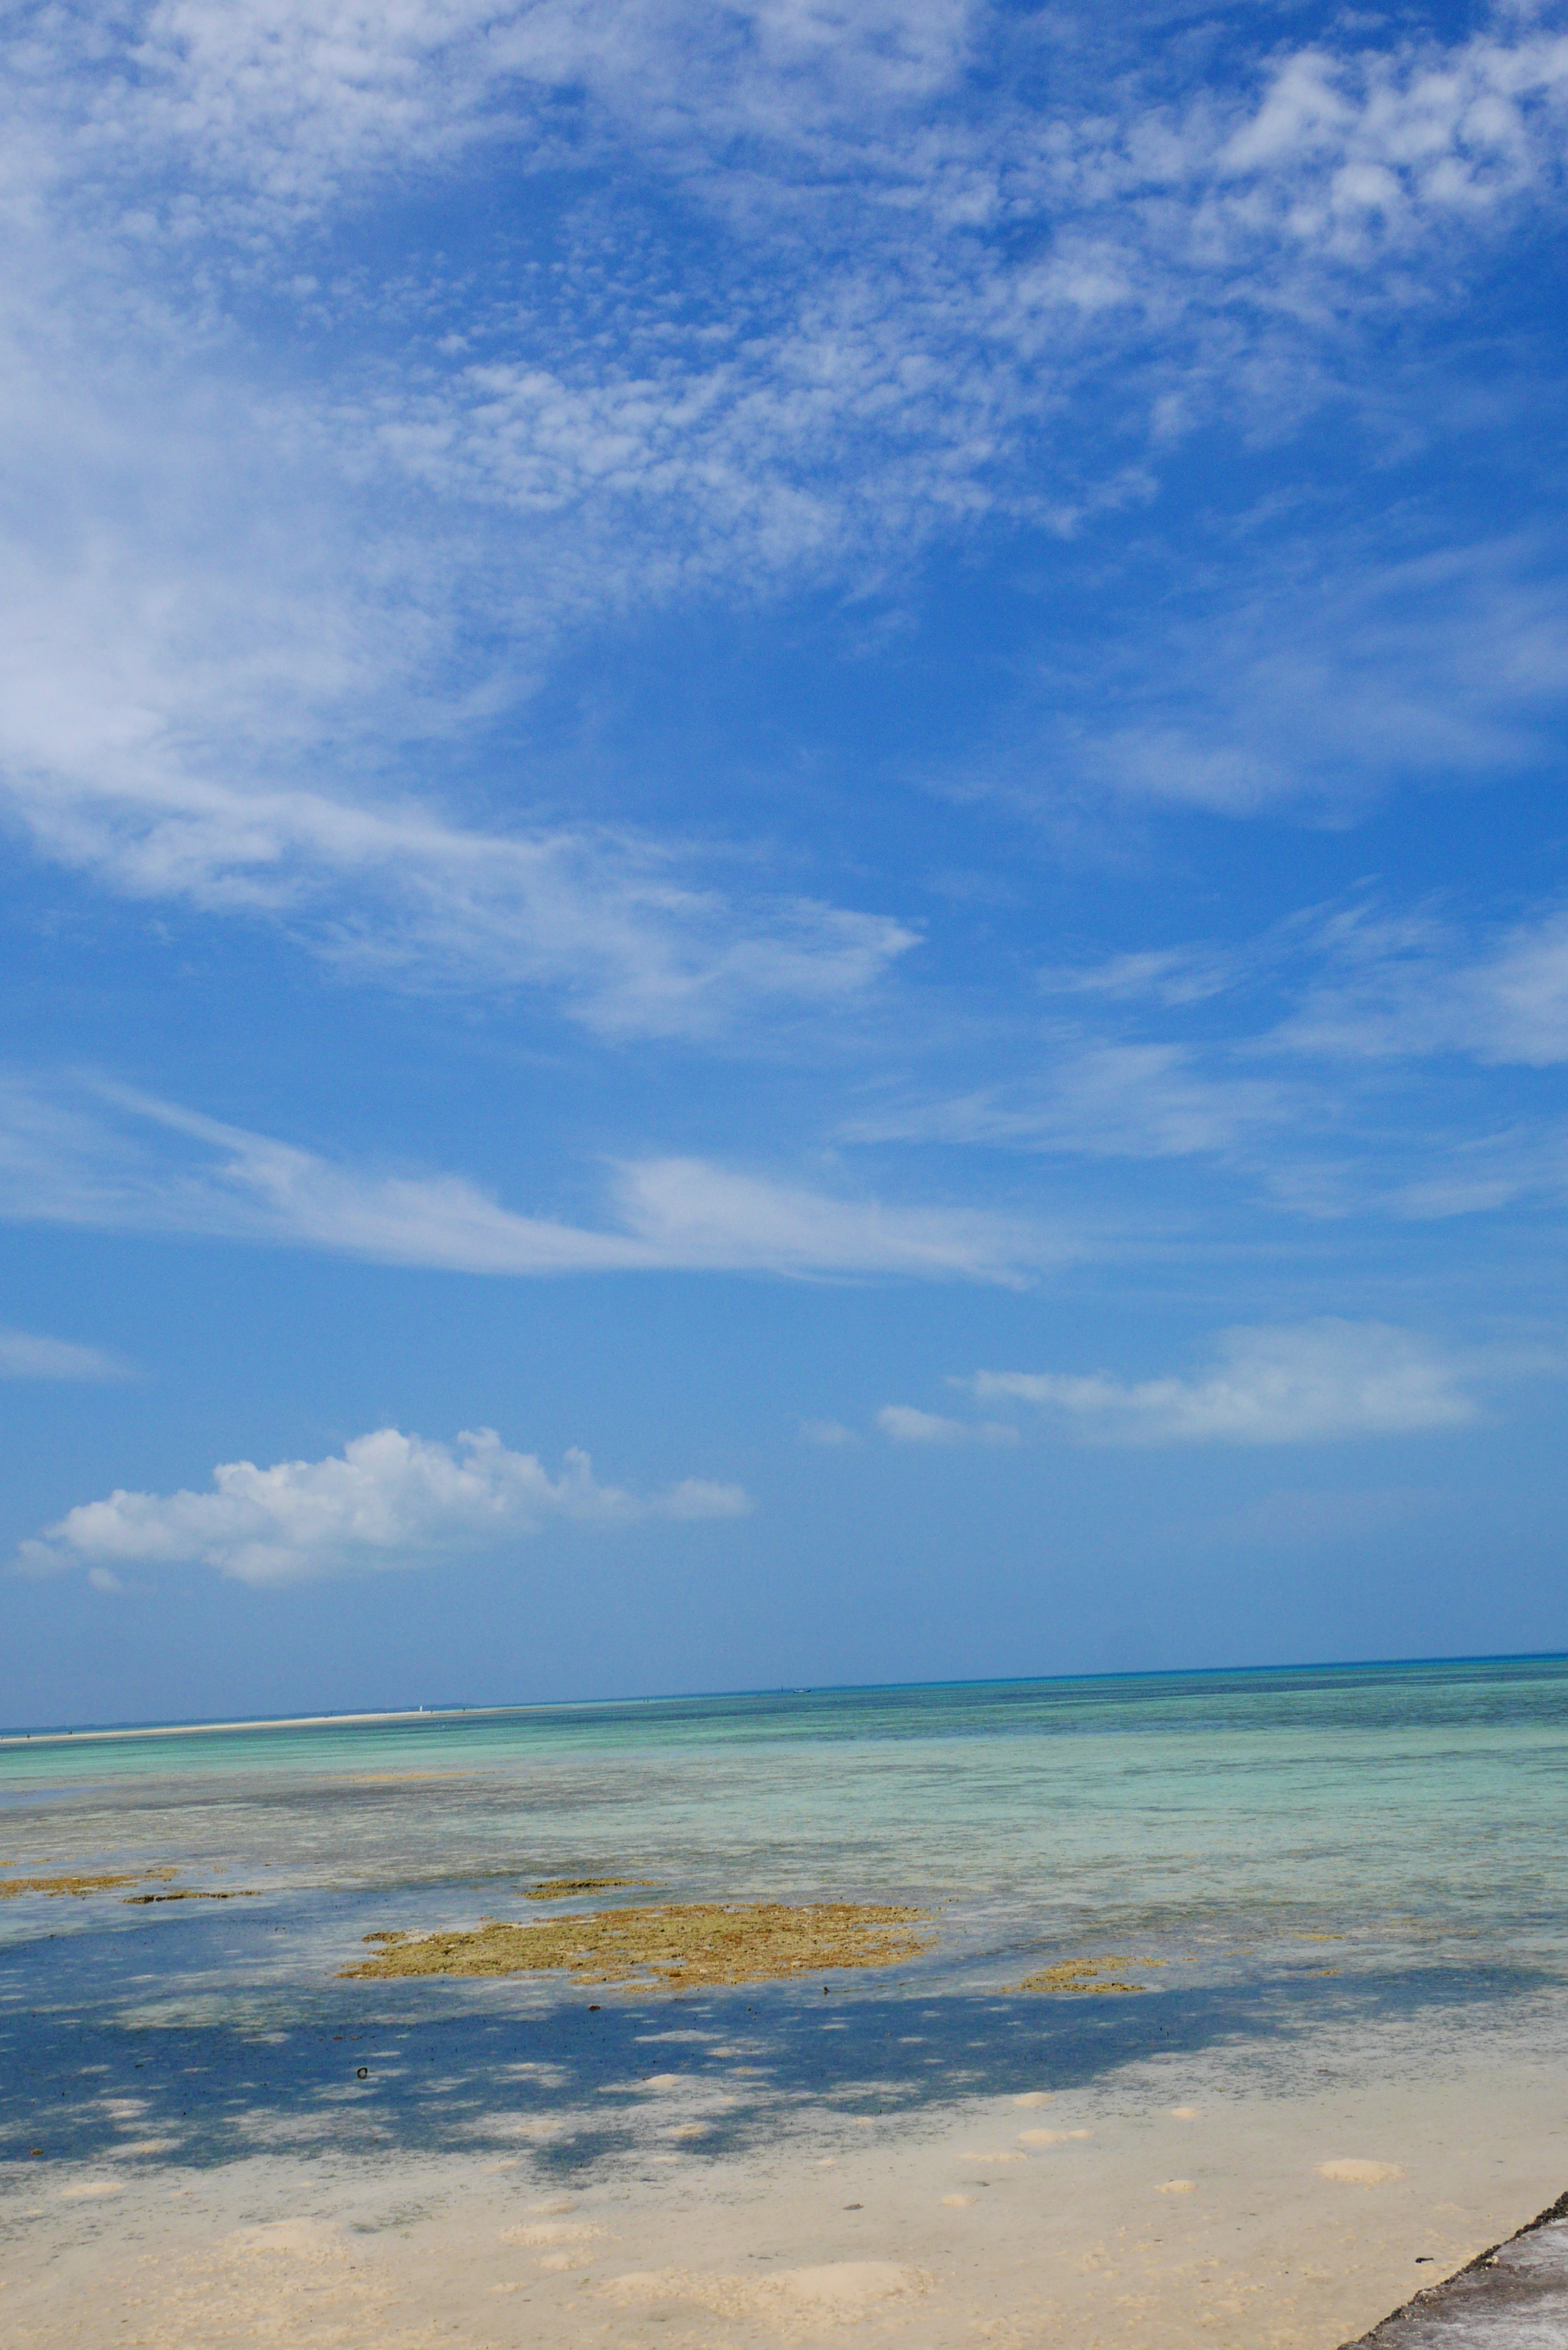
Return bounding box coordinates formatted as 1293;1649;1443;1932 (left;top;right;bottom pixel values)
4;0;1568;1728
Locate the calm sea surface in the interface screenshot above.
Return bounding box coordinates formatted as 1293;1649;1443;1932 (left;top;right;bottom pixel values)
4;1657;1567;2174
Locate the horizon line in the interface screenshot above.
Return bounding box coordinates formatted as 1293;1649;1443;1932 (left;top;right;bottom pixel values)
3;1645;1566;1750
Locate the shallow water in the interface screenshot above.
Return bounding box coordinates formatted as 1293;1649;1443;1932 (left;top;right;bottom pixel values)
4;1656;1568;2178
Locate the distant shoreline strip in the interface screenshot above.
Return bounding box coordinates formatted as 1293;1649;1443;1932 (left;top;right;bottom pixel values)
0;1706;481;1750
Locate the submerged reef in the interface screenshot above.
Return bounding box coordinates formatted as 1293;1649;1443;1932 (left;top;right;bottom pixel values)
341;1899;934;1988
1006;1954;1169;1995
0;1868;177;1899
525;1877;658;1900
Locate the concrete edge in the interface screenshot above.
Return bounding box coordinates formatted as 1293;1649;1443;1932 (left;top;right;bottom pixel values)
1339;2186;1568;2346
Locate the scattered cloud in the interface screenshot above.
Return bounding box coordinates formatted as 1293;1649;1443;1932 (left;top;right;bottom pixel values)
997;530;1568;823
875;1403;1018;1445
19;1426;750;1587
0;1074;1069;1283
1041;946;1247;1011
849;1038;1289;1161
1278;901;1568;1068
614;1158;1057;1282
0;1329;131;1381
109;0;978;216
969;1321;1485;1444
856;891;1568;1227
2;0;1566;1039
799;1419;862;1446
0;465;916;1040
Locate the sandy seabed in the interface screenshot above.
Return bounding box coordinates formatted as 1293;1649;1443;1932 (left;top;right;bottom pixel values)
4;2039;1564;2350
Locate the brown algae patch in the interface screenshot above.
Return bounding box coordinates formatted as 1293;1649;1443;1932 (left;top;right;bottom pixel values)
122;1888;261;1905
1007;1954;1167;1996
341;1900;934;1988
0;1868;178;1900
526;1877;658;1900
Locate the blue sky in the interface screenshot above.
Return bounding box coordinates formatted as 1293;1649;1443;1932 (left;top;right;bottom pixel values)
4;0;1568;1726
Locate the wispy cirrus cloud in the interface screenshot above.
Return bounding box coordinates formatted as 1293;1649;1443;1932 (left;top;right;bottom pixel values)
4;758;917;1042
875;1403;1017;1445
19;1426;749;1587
1277;900;1568;1068
847;891;1568;1226
1038;891;1568;1076
968;1321;1485;1444
3;0;1566;1020
0;1074;1069;1283
847;1037;1291;1161
1027;533;1568;821
0;317;914;1043
0;1330;131;1382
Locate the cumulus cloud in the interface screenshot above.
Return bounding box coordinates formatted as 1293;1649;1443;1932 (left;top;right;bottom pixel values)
19;1426;750;1586
0;1073;1067;1283
969;1321;1483;1444
0;1329;131;1381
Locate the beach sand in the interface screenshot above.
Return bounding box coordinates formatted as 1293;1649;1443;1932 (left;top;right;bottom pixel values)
4;2038;1564;2350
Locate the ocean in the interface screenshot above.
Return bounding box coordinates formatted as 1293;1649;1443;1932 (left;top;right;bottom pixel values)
4;1654;1568;2182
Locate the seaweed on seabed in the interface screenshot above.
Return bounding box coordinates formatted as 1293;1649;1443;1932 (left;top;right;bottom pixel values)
340;1900;934;1988
1004;1955;1168;1996
525;1877;659;1899
0;1868;178;1899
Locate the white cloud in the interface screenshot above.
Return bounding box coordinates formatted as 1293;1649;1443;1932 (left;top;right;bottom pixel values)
614;1157;1056;1281
19;1426;750;1586
0;158;918;1045
1278;901;1568;1068
875;1403;1017;1445
0;0;1560;1270
855;891;1568;1225
847;1038;1288;1162
970;1320;1483;1444
0;1329;131;1381
0;432;915;1041
3;0;1565;1009
1042;946;1247;1011
0;1074;1067;1283
1215;31;1568;241
799;1419;861;1446
114;0;978;214
1008;532;1568;822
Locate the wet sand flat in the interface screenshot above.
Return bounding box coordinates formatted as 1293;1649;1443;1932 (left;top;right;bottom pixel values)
4;2040;1566;2350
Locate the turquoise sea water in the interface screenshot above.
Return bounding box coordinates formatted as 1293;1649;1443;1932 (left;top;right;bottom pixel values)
4;1656;1568;2176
